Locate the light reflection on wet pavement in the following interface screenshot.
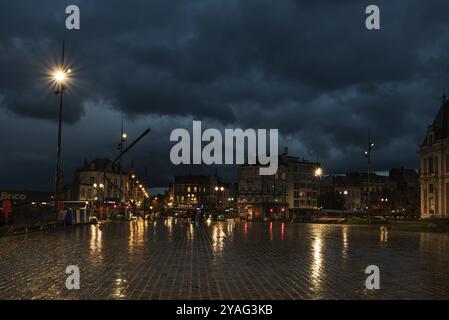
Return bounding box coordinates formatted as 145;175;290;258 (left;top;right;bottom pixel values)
0;219;448;300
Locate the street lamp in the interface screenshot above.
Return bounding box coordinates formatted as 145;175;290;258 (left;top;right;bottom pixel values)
118;119;127;207
365;134;374;225
314;166;323;223
53;41;72;212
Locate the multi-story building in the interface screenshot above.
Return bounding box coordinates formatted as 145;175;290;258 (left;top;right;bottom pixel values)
170;175;221;212
237;150;319;221
419;95;449;218
283;153;321;218
63;158;128;203
321;175;362;211
345;172;396;209
389;167;419;217
321;170;417;214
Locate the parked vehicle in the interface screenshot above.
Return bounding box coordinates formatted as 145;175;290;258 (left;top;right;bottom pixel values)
58;201;93;225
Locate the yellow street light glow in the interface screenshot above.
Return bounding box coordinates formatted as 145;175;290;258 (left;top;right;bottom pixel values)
314;167;323;177
54;70;66;82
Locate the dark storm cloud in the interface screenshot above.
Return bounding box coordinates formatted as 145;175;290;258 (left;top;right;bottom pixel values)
1;0;449;189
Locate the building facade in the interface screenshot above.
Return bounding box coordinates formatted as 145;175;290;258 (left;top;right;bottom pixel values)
345;172;396;210
63;158;128;203
389;167;419;217
170;175;231;212
419;96;449;218
237;151;319;221
321;175;362;211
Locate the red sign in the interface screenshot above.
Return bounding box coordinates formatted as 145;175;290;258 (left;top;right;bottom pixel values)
2;200;12;225
57;201;65;211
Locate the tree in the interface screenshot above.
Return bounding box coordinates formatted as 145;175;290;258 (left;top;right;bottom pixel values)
319;191;345;210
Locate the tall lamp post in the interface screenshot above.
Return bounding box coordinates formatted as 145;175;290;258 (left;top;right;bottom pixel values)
53;41;72;211
118;119;127;208
364;135;374;225
314;166;323;223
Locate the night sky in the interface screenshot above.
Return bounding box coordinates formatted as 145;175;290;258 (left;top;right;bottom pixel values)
1;0;448;191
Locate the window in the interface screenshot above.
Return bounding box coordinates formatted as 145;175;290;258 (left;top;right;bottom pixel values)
429;184;434;194
435;156;439;174
446;154;449;173
294;200;300;208
428;157;434;174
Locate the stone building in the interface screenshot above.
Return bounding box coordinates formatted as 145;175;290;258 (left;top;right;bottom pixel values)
345;172;396;209
389;168;419;217
321;175;362;211
169;175;233;212
419;96;449;218
237;150;320;221
63;158;128;203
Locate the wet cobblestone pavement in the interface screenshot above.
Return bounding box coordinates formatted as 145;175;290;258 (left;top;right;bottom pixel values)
0;219;448;300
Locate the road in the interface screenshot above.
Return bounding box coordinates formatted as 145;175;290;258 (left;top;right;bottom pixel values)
0;219;448;300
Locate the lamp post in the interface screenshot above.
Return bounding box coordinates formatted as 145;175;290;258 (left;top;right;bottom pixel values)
93;183;105;221
365;135;374;225
118;119;127;208
53;41;71;212
314;166;323;223
381;197;388;219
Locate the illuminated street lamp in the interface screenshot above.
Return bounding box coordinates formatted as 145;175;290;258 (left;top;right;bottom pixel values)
365;133;375;225
53;41;72;211
118;119;127;207
314;166;323;223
